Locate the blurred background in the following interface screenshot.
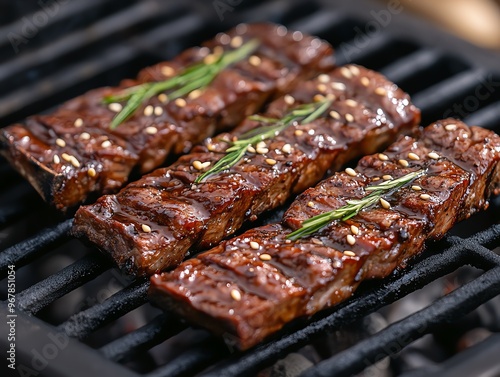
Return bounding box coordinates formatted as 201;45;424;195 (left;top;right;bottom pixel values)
381;0;500;51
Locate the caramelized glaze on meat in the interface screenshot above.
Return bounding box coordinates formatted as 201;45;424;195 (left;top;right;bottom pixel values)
149;119;500;350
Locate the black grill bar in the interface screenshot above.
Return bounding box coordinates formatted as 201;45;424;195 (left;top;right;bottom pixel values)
0;218;72;278
58;279;149;339
146;336;227;377
301;266;500;377
201;226;500;377
99;313;186;362
411;69;486;120
17;252;110;314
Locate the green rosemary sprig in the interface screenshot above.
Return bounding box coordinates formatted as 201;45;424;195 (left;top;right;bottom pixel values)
105;39;260;129
287;169;424;240
194;98;333;183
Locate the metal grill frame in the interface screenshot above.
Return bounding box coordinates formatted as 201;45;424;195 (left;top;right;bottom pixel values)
1;1;500;376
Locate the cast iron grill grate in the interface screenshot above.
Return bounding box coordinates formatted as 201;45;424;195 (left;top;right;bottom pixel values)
1;1;500;376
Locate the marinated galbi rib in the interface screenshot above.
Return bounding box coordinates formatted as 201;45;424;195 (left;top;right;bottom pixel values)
149;119;500;350
0;23;334;211
72;64;420;276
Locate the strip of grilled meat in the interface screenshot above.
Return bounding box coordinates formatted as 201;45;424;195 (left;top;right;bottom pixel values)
0;23;334;211
149;119;500;350
72;64;420;276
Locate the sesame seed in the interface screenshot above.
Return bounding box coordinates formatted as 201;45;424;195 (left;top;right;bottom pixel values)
256;141;266;149
101;140;111;148
249;55;261;66
80;132;90;140
345;167;356;176
345;113;354;122
55;138;66;148
175;98;187;107
412;185;422;191
361;77;370;87
74;118;83;127
213;45;224;55
329;110;341;120
347;234;356;245
294;129;304;136
284;95;295;105
326;93;336;101
345;99;358;107
203;54;218;65
256;147;269;154
192;160;204;170
143;105;154;116
145;126;158;135
250;241;260;250
378;153;389;161
340;67;353;79
265;158;277;166
108;103;122;112
307;201;315;208
317;83;328;93
399;159;409;167
349;65;360;76
331;82;346;91
312;238;323;245
154;106;163;116
420;194;431;200
158;93;168;103
259;253;272;261
61;153;71;162
372;177;381;181
445;124;457;131
247;145;256;153
200;161;211;169
408;152;420;160
383;175;393;180
380;198;391;209
281;144;292;153
344;250;356;257
87;167;97;177
375;87;387;96
350;225;359;235
213;46;224;56
230;36;243;48
70;156;80;168
318;74;330;83
313;94;325;102
188;89;202;99
53;155;60;164
161;66;175;77
428;152;440;160
141;224;152;233
230;289;242;301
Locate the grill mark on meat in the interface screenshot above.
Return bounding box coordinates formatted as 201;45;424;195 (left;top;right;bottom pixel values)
149;119;500;350
73;65;420;276
0;23;334;212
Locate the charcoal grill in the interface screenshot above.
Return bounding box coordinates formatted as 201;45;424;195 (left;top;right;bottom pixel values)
1;0;500;376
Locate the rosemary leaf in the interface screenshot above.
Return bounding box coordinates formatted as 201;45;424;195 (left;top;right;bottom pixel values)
107;39;259;129
194;98;333;183
287;169;424;240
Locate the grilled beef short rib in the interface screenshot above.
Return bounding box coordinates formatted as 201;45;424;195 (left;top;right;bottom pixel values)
0;23;334;211
149;119;500;350
72;65;420;276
